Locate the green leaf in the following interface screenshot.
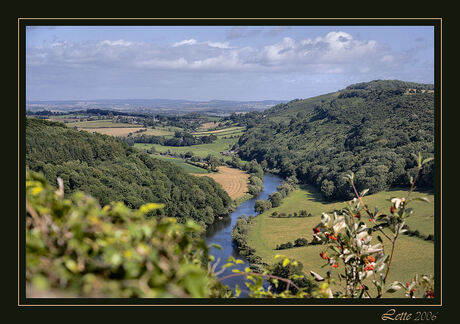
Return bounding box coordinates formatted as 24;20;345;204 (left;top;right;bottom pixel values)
235;284;241;297
282;258;290;267
209;243;222;250
386;281;403;293
222;262;234;269
422;157;434;165
360;189;369;197
31;274;50;291
65;259;79;273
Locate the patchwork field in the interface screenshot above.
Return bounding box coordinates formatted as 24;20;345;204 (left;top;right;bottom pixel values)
66;120;142;128
198;121;219;130
193;166;249;200
141;128;175;136
192;126;244;136
246;184;435;297
81;127;145;137
140;137;239;160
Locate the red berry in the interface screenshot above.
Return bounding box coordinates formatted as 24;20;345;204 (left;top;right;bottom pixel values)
320;252;328;260
313;227;320;234
390;206;396;213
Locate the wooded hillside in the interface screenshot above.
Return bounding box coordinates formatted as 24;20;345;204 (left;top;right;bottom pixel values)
237;80;435;200
26;118;231;226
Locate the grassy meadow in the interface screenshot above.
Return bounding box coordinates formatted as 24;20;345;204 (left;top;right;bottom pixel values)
149;155;208;174
246;183;435;297
136;137;239;160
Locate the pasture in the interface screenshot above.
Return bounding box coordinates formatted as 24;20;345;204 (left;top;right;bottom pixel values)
246;184;435;297
143;137;239;160
150;155;208;174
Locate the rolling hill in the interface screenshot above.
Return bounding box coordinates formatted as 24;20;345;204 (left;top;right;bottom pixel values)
25;118;232;226
236;80;435;200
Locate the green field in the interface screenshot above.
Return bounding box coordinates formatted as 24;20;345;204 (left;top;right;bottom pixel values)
135;137;239;161
192;126;244;136
149;155;208;174
247;184;435;297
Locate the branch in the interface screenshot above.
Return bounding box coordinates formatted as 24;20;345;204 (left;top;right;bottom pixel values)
218;271;303;292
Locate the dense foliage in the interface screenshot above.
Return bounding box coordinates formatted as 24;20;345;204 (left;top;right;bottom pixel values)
236;80;434;200
26;170;226;298
124;131;217;147
26;118;231;226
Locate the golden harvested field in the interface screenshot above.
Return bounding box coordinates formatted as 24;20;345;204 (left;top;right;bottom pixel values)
198;122;219;130
193;166;248;200
80;127;145;137
142;128;174;136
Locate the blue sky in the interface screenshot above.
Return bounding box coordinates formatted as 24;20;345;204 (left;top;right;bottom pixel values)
26;25;434;101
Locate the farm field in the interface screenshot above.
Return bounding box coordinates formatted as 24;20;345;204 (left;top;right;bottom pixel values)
246;184;435;297
80;127;145;137
192;126;244;135
198;121;220;130
142;128;175;136
150;155;208;174
137;137;239;160
66;119;143;128
193;166;249;200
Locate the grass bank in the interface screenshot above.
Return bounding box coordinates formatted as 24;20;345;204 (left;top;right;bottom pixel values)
246;184;435;297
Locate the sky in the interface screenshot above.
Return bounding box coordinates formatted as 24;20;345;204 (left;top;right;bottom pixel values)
26;25;434;102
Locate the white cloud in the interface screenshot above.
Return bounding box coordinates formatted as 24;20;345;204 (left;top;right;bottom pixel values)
205;41;232;49
172;38;197;47
27;31;399;74
101;39;133;46
27;30;431;101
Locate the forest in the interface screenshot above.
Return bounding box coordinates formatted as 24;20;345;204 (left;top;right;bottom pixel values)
236;80;435;200
25;118;231;227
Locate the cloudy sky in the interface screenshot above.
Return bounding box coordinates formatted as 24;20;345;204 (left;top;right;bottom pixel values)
26;25;434;101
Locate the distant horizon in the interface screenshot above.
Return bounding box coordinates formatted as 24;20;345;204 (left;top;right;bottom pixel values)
26;98;288;103
26;78;434;103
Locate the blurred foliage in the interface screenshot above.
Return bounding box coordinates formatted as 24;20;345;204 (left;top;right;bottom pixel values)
26;170;226;298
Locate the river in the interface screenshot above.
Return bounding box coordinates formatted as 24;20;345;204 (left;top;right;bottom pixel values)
205;173;284;297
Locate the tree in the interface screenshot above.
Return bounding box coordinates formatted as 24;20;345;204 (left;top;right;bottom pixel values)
254;200;272;214
269;192;282;207
320;179;335;200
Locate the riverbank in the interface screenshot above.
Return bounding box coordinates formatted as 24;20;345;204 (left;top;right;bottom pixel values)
205;174;284;295
245;184;435;297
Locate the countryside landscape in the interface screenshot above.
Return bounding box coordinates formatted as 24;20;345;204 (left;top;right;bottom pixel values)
23;24;438;302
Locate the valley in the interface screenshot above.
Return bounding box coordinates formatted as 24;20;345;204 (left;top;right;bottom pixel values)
25;80;437;299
